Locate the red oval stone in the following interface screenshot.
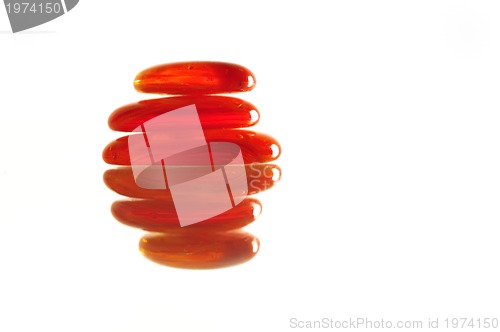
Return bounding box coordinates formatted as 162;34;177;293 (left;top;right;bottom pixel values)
102;130;281;165
139;231;260;269
108;96;259;132
103;164;281;199
111;197;261;232
134;61;256;95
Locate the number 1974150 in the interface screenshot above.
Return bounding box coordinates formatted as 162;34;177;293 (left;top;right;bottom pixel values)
6;2;62;14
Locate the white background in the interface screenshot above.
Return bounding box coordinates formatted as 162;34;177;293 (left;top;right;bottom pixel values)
1;1;500;331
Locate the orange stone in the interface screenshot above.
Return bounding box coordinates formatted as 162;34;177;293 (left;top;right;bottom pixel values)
111;198;262;232
102;130;281;165
134;61;256;95
103;164;281;199
102;61;281;269
108;95;259;132
139;230;260;269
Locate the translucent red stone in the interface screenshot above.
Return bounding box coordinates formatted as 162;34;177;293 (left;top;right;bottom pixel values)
103;61;281;269
103;164;281;199
102;130;281;165
139;231;259;269
108;96;259;132
112;198;261;232
134;61;256;95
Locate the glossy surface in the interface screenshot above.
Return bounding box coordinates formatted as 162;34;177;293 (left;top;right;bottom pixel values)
112;198;261;232
134;61;256;95
102;130;281;165
139;231;259;269
103;164;281;199
108;96;259;132
103;61;281;269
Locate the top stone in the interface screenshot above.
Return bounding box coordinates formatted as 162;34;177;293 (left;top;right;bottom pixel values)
134;61;256;95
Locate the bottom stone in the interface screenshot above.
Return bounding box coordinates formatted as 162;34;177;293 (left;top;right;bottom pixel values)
139;231;260;269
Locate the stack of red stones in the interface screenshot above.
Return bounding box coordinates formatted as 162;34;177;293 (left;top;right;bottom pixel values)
103;61;281;269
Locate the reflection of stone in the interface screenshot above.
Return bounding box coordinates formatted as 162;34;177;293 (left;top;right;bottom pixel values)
103;164;282;200
111;198;262;232
139;231;260;270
